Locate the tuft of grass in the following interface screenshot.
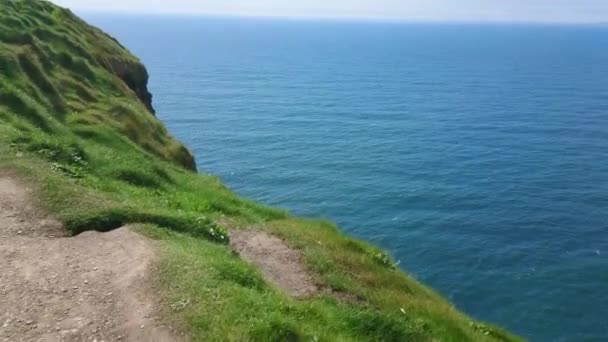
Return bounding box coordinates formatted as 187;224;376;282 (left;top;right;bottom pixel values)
113;169;162;188
0;84;54;132
17;50;66;113
0;1;522;341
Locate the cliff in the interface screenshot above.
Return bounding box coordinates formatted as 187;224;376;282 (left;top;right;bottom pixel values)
0;1;520;341
0;0;195;170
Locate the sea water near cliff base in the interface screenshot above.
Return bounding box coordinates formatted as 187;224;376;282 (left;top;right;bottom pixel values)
85;14;608;341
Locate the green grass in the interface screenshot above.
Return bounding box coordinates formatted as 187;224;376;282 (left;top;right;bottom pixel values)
0;1;522;341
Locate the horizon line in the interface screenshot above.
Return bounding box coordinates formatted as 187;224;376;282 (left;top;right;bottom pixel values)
71;8;608;27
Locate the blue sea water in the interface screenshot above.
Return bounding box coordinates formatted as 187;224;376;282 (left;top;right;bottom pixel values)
85;14;608;341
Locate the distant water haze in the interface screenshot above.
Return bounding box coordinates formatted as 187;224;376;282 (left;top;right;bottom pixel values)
56;0;608;24
83;14;608;341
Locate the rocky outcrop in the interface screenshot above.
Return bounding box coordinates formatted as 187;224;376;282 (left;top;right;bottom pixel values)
99;57;155;114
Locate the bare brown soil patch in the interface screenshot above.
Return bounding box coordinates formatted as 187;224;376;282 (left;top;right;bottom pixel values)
230;230;318;298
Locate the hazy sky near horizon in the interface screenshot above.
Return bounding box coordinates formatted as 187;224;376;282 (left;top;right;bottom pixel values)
52;0;608;23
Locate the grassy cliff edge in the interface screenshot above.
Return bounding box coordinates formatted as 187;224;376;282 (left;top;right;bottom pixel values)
0;1;520;341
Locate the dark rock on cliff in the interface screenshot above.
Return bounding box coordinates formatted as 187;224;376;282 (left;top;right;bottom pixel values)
99;57;156;114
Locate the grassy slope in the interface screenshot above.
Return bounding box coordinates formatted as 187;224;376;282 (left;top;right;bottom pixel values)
0;1;520;341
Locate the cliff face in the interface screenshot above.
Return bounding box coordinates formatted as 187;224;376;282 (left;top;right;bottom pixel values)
0;0;195;170
100;56;155;114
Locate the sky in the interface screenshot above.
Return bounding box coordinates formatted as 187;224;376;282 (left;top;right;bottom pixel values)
52;0;608;24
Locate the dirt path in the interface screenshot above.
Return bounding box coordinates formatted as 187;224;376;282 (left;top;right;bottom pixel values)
0;176;179;342
230;230;318;298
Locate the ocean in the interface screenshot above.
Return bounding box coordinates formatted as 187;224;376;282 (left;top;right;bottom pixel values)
84;14;608;341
